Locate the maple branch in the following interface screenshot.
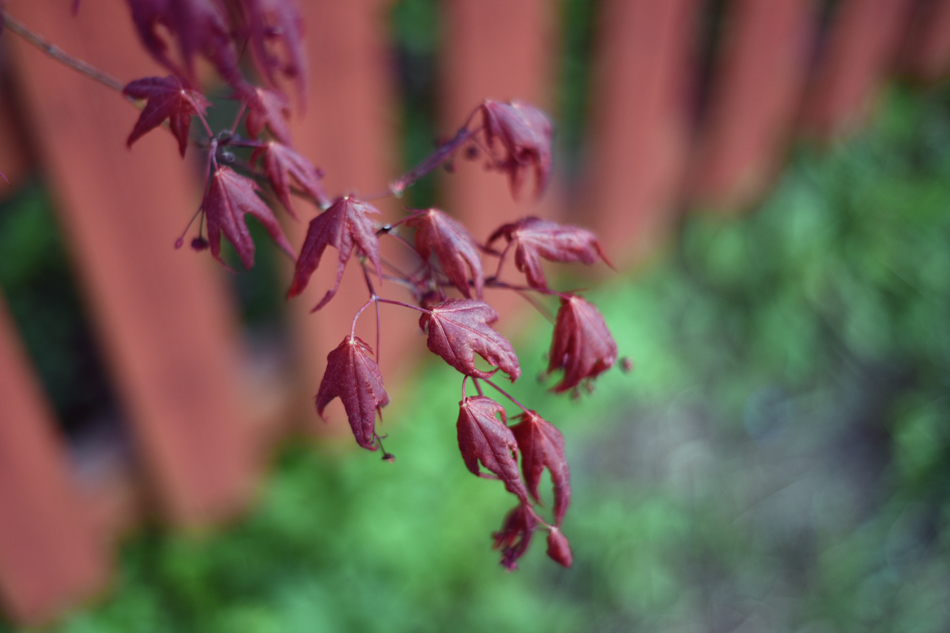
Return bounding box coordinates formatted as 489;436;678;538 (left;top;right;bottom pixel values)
1;10;125;94
388;125;479;196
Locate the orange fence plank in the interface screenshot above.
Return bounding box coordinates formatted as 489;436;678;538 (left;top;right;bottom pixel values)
6;0;257;525
688;0;813;211
439;0;560;328
286;0;419;440
582;0;697;266
900;0;950;81
799;0;915;137
0;297;109;624
440;0;559;237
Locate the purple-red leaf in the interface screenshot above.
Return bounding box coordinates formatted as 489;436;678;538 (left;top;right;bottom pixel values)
316;336;389;451
548;295;618;394
406;209;484;299
420;299;520;381
488;216;611;289
456;396;528;501
257;141;329;218
492;503;537;571
240;0;307;104
126;0;242;88
545;527;572;568
245;87;292;144
479;100;553;199
203;166;295;269
288;196;382;310
123;75;210;157
511;411;571;525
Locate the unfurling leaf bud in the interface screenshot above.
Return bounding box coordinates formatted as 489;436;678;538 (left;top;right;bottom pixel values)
545;527;572;567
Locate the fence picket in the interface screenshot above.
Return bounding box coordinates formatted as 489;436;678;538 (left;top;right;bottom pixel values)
900;0;950;81
688;0;813;211
582;0;697;266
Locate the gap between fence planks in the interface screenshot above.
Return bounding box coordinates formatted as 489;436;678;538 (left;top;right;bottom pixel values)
0;295;110;624
799;0;917;137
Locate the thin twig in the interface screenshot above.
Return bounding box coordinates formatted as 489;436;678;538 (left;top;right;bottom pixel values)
1;10;125;93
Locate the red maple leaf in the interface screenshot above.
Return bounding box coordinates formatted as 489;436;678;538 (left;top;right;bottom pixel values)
316;336;389;451
548;295;618;394
456;396;528;501
488;216;612;289
203;166;295;269
123;75;210;157
406;209;484;299
240;0;307;104
479;100;553;199
288;196;383;310
256;141;329;218
420;299;520;381
511;411;571;526
245;87;292;144
492;503;538;571
126;0;242;89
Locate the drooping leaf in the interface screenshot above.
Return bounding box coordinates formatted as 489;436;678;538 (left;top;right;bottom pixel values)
548;295;618;394
479;100;553;199
406;208;484;299
239;0;307;104
456;396;527;501
256;141;329;218
420;299;520;381
488;216;611;289
245;87;292;144
511;411;570;525
126;0;243;89
288;196;382;310
123;75;210;157
492;503;537;571
203;166;295;269
316;336;389;451
545;527;572;567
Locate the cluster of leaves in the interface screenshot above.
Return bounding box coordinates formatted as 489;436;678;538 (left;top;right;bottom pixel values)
67;0;620;570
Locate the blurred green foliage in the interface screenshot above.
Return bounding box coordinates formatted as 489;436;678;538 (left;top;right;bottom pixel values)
0;183;115;433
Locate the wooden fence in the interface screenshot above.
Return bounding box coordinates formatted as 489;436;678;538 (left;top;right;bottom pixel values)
0;0;948;624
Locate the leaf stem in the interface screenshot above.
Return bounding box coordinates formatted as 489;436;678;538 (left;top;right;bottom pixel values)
375;297;430;315
485;278;572;300
350;297;376;340
1;10;125;94
481;378;530;415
